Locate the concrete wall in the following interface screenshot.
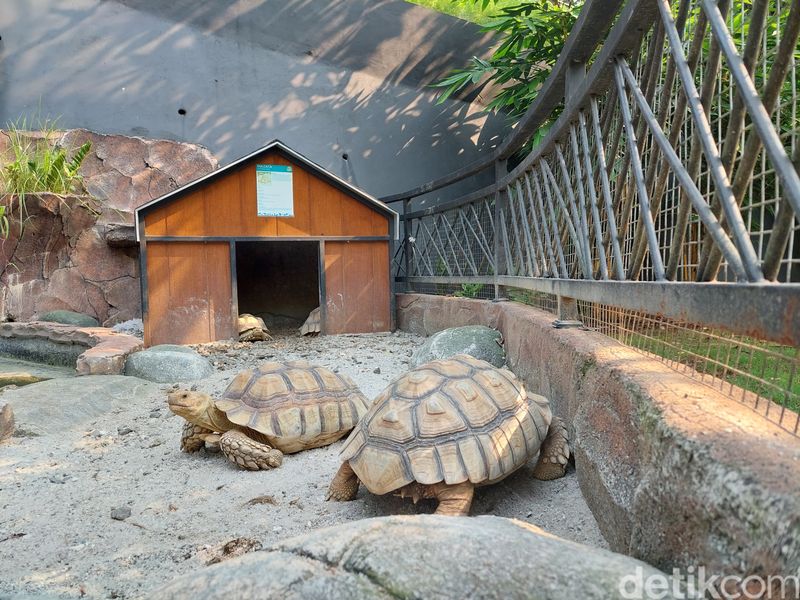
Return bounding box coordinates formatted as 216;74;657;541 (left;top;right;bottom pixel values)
397;293;800;585
0;0;504;200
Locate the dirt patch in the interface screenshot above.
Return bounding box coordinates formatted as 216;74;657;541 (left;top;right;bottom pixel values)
0;331;606;599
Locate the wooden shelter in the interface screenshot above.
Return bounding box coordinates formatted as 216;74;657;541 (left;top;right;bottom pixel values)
134;140;398;346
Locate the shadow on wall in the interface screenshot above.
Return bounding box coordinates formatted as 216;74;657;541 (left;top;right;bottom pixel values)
0;0;503;198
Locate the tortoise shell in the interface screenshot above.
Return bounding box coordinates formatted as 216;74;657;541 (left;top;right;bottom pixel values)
339;354;552;495
215;360;369;453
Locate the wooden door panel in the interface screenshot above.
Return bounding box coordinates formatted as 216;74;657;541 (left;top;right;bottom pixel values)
324;241;390;334
145;242;234;346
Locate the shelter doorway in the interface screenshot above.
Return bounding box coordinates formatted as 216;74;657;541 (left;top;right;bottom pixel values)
235;241;320;332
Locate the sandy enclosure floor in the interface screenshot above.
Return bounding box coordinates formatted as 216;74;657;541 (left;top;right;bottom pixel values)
0;332;606;599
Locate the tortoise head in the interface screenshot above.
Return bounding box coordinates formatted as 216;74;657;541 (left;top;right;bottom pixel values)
167;389;216;428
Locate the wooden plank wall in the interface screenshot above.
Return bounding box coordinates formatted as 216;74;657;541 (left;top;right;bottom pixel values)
144;242;234;346
143;151;389;238
324;241;390;334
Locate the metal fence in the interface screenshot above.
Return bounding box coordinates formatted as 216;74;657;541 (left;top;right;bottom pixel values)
386;0;800;435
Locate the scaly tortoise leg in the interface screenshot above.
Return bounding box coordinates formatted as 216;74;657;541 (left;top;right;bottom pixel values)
532;416;570;481
181;421;212;452
326;462;360;501
432;481;474;516
218;430;283;471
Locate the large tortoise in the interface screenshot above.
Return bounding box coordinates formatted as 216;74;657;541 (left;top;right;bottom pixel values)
168;360;370;470
327;354;569;515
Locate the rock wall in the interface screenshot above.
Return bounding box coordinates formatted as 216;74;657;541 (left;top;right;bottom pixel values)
397;293;800;583
0;130;217;325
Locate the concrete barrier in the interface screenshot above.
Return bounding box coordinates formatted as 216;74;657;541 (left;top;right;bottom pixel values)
397;293;800;583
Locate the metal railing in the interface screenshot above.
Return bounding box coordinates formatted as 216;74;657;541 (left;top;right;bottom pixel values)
387;0;800;434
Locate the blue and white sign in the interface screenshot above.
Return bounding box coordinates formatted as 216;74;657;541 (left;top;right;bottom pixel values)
256;164;294;217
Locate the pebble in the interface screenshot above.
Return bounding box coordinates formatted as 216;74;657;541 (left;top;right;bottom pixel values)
49;474;69;484
149;410;161;419
117;426;134;436
110;506;132;521
373;367;381;374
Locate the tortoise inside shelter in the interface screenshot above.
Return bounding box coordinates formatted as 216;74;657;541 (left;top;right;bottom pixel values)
235;241;320;331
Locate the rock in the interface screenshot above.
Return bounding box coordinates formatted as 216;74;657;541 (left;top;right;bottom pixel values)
124;346;213;383
0;404;14;443
110;506;132;521
49;474;69;484
373;367;381;374
151;515;674;600
111;318;144;339
411;325;505;368
117;426;134;436
1;376;160;435
103;223;137;248
37;310;99;328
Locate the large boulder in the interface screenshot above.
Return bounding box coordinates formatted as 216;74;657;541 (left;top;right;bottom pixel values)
411;325;505;368
38;309;99;328
150;515;676;599
125;345;213;383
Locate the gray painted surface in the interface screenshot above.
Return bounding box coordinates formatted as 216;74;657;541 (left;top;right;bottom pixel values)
0;0;504;198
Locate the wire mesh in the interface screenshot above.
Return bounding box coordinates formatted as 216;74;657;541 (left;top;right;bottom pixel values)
577;300;800;435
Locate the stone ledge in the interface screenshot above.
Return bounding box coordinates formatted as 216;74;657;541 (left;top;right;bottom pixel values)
0;321;143;375
397;293;800;581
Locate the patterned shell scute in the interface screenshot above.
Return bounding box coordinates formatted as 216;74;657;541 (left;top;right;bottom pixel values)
214;360;370;442
342;354;553;495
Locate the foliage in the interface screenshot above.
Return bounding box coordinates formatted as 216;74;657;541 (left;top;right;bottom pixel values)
0;116;93;238
407;0;518;24
432;0;582;136
453;282;484;298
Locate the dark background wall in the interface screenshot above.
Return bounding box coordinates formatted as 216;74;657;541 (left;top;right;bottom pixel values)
0;0;504;200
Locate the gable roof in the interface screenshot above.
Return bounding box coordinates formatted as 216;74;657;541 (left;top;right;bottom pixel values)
134;139;399;240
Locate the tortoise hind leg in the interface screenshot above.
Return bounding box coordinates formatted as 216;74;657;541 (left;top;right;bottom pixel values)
532;416;570;481
431;482;474;516
326;462;360;501
219;430;283;471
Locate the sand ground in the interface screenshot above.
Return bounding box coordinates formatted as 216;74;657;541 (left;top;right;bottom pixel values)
0;331;606;599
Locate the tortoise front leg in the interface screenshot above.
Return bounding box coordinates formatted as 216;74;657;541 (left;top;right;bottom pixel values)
181;421;212;452
219;430;283;470
326;462;361;501
432;482;474;516
532;416;570;481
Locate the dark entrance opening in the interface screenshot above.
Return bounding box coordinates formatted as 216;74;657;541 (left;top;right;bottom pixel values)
235;241;320;331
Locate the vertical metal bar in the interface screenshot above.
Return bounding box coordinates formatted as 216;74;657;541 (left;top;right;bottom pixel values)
619;57;748;281
137;212;150;346
573;121;609;279
506;185;527;276
402;199;411;283
614;58;666;281
522;173;551;276
703;0;800;218
658;0;764;282
590;98;625;279
530;169;563;278
555;143;593;278
538;164;571;278
499;208;514;279
542;159;589;278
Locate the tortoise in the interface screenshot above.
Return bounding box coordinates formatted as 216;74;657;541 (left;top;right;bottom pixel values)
238;313;270;342
327;354;569;515
300;307;321;336
168;360;370;470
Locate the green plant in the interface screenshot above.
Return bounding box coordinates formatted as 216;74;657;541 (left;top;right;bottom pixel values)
0;206;8;238
432;0;582;141
453;282;484;298
0;116;93;237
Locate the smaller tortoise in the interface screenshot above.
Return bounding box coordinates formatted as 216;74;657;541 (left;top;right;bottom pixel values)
169;360;370;470
327;354;569;515
300;307;321;336
238;314;271;342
